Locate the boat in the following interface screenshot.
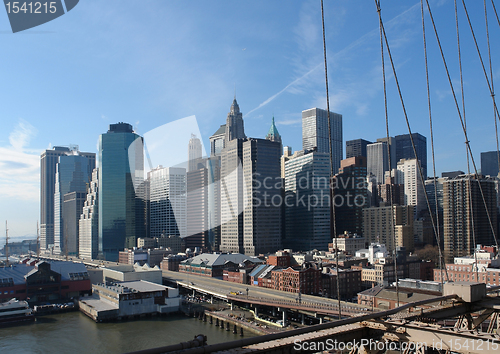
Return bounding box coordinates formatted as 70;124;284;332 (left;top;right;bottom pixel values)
0;299;35;326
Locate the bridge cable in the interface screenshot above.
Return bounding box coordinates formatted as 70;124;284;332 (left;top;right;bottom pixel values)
320;0;342;317
375;0;400;306
484;0;500;182
458;0;500;251
455;0;479;281
376;0;447;291
424;0;499;254
421;0;448;287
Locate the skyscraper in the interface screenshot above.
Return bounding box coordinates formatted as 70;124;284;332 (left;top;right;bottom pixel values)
98;122;145;261
186;162;208;251
79;168;99;259
367;141;389;184
443;175;497;263
40;146;94;251
243;138;282;256
284;151;331;251
302;108;342;172
53;151;95;255
224;98;246;144
148;166;187;240
334;156;368;236
220;138;245;254
188;134;203;173
346;139;372;159
396;158;426;217
394;133;427;179
481;151;500;177
265;116;282;144
210;124;226;157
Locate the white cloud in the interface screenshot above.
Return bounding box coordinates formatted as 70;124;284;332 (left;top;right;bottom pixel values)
9;118;37;150
0;119;41;201
278;118;302;126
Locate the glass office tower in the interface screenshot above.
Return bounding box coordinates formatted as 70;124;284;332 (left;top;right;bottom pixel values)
98;123;145;261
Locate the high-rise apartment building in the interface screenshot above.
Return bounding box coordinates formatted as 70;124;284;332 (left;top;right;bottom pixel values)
346;139;372;159
302;108;342;172
98;122;145;261
40;146;95;251
243;138;282;256
188;134;203;173
367;142;389;184
363;205;415;252
334;156;368;237
394;133;427;179
443;175;498;263
284;151;331;251
53;152;95;255
79;168;99;259
481;151;500;177
396;158;425;217
148;166;187;240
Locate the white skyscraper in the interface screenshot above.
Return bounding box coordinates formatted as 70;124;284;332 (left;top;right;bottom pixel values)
79;168;99;259
302;108;342;172
149;166;187;239
396;158;425;217
188;134;203;172
367;141;389;184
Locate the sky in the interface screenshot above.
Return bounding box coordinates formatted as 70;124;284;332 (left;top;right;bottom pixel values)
1;0;499;239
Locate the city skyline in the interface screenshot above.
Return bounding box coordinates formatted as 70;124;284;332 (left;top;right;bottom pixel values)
1;0;500;237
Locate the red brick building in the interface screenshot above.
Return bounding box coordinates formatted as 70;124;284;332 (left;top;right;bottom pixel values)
267;251;291;268
272;267;321;295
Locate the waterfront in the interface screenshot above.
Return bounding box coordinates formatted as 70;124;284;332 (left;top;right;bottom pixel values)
0;311;255;354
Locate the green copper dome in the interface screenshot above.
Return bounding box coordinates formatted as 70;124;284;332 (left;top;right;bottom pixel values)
266;116;281;142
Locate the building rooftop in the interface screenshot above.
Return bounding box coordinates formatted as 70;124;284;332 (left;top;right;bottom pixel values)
182;253;262;267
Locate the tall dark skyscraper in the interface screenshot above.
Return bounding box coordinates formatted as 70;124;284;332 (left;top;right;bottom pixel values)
243;138;282;256
346;139;372;159
394;133;427;179
481;151;500;177
98;123;145;261
302;108;342;172
40;146;94;251
334;156;368;236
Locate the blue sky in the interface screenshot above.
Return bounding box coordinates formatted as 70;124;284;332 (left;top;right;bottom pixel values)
1;0;499;238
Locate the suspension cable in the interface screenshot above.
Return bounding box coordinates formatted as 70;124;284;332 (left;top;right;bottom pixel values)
376;1;447;293
320;0;342;318
484;0;500;184
376;0;399;305
455;0;479;280
490;0;500;28
421;0;447;286
425;0;499;252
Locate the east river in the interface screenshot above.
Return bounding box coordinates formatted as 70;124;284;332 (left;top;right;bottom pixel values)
0;311;256;354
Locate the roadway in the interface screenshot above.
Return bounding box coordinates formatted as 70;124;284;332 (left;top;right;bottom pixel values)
161;270;369;312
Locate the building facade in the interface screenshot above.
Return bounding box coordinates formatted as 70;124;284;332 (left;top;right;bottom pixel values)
284;151;331;251
98;123;145;261
302;108;342;172
443;175;498;263
148;166;187;240
346;139;372;159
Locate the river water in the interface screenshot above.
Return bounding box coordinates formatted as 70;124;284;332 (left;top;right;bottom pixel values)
0;311;255;354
